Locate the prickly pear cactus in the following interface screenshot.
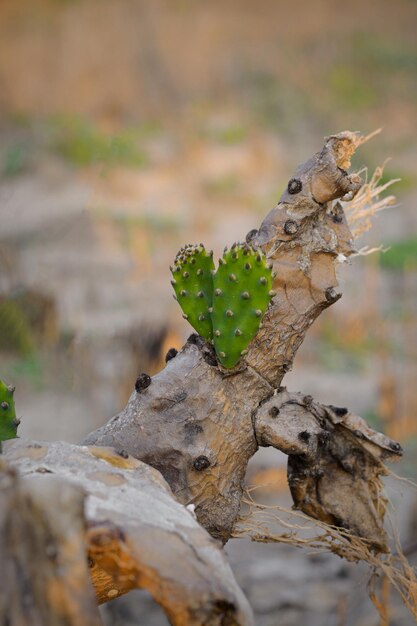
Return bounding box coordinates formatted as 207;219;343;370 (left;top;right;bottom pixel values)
171;244;215;340
171;242;275;368
211;244;274;368
0;380;19;443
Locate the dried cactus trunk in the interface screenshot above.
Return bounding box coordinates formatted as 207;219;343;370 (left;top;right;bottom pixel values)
84;131;402;549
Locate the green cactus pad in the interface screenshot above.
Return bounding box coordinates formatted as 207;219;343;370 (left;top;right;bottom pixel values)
0;380;19;443
171;244;215;340
211;244;274;368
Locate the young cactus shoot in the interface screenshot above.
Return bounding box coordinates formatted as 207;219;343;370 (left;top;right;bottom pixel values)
171;242;275;368
0;380;19;443
171;244;215;340
211;245;274;368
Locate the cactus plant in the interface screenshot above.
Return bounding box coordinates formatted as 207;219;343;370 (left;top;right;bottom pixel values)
171;244;215;340
211;245;274;368
0;380;19;443
171;242;275;368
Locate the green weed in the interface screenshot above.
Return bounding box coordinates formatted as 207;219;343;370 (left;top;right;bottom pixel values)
50;116;148;168
380;238;417;270
328;65;376;110
2;144;29;177
0;300;35;355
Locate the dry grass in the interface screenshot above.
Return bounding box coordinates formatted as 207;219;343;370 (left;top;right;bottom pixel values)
234;481;417;621
344;137;399;245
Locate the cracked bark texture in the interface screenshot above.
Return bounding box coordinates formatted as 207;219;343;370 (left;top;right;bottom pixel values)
84;131;402;549
3;440;254;626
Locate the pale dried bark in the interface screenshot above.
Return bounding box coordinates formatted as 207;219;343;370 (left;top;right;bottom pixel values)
3;440;254;626
254;390;399;549
0;458;102;626
84;131;402;548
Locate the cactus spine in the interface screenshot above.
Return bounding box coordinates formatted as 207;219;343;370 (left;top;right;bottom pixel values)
171;242;275;368
0;380;19;444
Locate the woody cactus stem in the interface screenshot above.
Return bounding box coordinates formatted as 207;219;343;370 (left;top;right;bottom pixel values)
0;380;19;444
85;132;401;549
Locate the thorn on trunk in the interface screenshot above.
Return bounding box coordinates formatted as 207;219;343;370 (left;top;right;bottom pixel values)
165;348;178;363
135;373;151;393
284;219;299;235
329;405;348;416
325;287;342;303
193;456;210;471
246;229;258;243
287;178;303;194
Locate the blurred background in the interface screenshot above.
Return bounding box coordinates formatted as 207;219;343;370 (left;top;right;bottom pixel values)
0;0;416;624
